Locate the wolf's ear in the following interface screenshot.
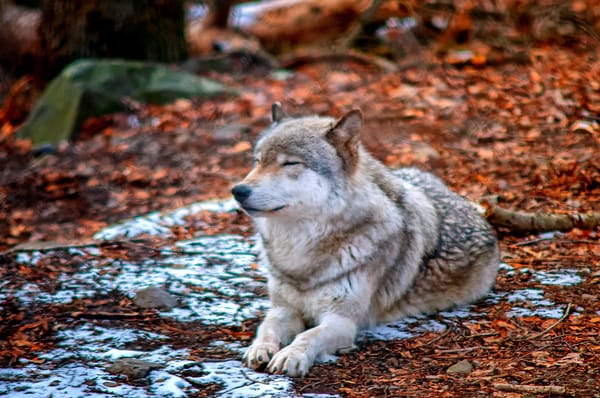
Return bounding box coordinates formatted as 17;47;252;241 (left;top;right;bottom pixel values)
271;102;288;123
326;109;362;171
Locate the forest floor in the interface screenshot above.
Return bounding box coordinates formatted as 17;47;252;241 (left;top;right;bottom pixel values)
1;34;600;397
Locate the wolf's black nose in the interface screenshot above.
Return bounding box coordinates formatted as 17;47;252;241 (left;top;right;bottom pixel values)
232;184;252;202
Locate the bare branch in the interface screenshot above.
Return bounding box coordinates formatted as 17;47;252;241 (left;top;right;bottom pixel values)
486;206;600;233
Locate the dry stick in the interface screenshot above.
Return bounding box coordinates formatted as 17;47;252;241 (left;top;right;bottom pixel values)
436;346;493;354
0;238;148;255
493;383;569;395
424;327;452;346
159;323;208;335
486;206;600;234
1;239;255;258
240;368;269;385
463;331;500;339
522;303;572;341
69;311;144;319
511;236;555;247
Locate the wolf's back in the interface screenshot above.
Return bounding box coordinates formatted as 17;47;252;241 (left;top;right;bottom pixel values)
393;167;497;255
375;167;499;320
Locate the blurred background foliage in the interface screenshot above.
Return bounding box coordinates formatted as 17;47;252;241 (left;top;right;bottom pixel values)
1;0;599;124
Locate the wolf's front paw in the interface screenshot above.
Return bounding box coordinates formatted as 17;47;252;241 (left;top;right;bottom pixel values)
267;345;312;377
243;342;279;370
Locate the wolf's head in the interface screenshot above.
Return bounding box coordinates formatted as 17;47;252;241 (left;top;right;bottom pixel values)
232;103;363;219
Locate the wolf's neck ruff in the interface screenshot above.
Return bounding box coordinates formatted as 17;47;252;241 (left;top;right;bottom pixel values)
256;198;404;293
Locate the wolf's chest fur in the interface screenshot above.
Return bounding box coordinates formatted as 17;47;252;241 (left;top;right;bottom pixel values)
255;188;402;288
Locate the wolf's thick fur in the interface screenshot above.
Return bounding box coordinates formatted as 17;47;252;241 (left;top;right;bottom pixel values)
232;104;499;377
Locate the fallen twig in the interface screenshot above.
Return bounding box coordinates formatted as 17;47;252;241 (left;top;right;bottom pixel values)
423;327;452;346
511;236;556;247
68;311;145;319
435;346;493;354
493;383;570;395
279;49;398;73
240;368;270;385
159;323;208;335
463;331;500;339
486;205;600;233
522;303;572;341
0;238;149;255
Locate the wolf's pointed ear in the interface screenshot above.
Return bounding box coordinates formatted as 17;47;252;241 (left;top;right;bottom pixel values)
326;109;362;171
271;102;288;123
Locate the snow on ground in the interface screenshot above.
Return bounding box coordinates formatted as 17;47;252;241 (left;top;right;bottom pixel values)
0;200;586;397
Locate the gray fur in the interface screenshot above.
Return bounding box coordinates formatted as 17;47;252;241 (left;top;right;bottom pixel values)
232;107;499;377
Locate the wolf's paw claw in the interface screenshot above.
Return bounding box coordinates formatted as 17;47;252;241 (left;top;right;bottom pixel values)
243;342;279;370
267;346;311;377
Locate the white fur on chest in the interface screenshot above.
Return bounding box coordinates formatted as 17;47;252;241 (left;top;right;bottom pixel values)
253;195;404;327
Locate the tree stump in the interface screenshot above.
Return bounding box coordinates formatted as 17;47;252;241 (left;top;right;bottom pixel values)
38;0;187;80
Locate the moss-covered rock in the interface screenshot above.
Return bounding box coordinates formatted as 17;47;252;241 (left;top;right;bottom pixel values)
17;59;235;147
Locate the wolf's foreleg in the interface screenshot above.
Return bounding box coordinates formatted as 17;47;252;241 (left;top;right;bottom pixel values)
266;313;357;377
243;306;304;370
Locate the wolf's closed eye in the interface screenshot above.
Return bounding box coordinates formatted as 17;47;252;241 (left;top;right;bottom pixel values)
282;161;302;167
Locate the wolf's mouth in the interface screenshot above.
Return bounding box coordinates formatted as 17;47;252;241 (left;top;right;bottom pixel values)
242;205;286;213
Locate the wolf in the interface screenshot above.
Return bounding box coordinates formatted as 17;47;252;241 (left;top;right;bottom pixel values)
231;103;499;377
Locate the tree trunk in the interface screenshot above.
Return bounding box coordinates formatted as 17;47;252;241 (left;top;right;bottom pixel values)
39;0;187;80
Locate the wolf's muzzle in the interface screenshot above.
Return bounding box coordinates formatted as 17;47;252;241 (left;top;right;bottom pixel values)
232;184;252;203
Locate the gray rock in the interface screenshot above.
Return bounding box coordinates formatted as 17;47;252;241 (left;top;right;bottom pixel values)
446;359;473;376
133;286;178;310
106;358;163;379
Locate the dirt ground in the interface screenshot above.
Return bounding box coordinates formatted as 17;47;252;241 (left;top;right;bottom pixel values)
1;32;600;397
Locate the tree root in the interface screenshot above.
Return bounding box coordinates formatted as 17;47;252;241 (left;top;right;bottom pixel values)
485;205;600;233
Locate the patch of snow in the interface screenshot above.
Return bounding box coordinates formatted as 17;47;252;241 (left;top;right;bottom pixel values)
103;349;147;360
506;289;564;318
93;198;238;240
15;251;42;265
0;364;151;397
439;306;477;319
360;313;449;341
191;360;294;398
360;322;416;340
507;306;568;318
507;288;548;303
0;325;196;397
149;371;192;398
192;360;339;398
8;233;268;326
498;262;518;275
534;269;582;286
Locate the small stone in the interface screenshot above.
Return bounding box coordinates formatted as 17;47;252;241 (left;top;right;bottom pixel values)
133;286;178;310
106;358;163;379
103;381;119;387
386;357;399;368
581;294;597;301
446;359;473;376
425;375;442;382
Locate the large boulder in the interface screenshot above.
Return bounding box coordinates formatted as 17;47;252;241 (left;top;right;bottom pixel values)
17;59;234;147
